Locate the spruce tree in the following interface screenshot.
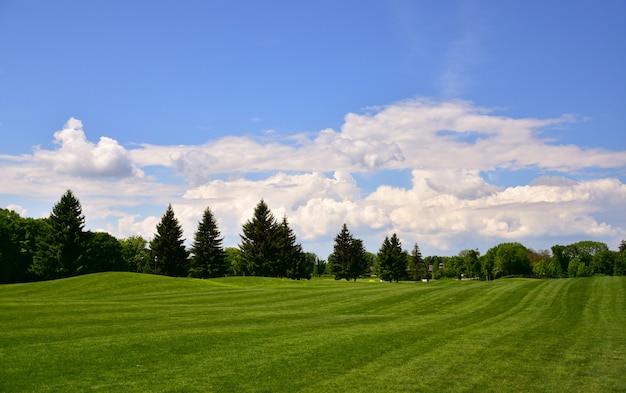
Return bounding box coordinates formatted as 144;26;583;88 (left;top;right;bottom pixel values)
329;223;368;281
189;207;227;278
31;190;87;279
239;200;281;276
377;233;407;282
277;215;310;280
408;243;426;280
149;204;189;277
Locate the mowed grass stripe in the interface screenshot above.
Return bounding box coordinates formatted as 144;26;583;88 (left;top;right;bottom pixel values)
1;273;624;392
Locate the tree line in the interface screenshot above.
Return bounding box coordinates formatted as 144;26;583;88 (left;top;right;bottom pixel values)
1;190;625;284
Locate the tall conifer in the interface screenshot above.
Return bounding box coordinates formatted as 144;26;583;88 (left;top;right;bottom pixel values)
377;233;407;282
149;204;189;276
329;223;368;281
31;190;87;279
278;215;309;280
239;200;281;276
189;207;227;278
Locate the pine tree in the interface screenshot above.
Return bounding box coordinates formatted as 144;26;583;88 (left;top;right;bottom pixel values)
329;223;368;281
408;243;426;280
377;233;407;282
277;215;310;280
149;204;189;277
239;200;281;276
189;207;227;278
31;190;87;279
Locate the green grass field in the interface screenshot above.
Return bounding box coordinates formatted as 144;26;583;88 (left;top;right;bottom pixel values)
1;273;625;392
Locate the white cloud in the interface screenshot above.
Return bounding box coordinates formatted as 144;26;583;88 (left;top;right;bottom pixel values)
1;99;625;257
362;170;626;252
6;204;27;216
124;100;626;183
33;118;142;179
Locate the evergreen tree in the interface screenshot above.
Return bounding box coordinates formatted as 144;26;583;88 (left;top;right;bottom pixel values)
329;223;368;281
239;200;281;276
277;215;310;280
149;204;189;276
408;243;426;281
377;233;407;282
30;190;87;279
189;207;227;278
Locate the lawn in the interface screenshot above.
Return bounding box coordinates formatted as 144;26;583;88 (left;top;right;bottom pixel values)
1;273;624;392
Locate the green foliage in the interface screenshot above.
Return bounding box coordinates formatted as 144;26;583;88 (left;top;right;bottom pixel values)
563;240;610;277
277;216;311;280
459;249;481;278
308;252;326;277
591;250;616;275
239;200;282;276
30;190;87;279
1;274;625;392
377;233;407;282
530;249;552;278
615;251;626;276
188;207;227;278
225;247;246;276
482;242;532;278
328;224;369;281
119;236;149;272
407;243;427;281
148;204;189;277
83;231;126;273
0;209;38;283
425;255;445;279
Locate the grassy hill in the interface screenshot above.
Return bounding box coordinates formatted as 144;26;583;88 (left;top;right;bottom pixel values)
1;273;625;392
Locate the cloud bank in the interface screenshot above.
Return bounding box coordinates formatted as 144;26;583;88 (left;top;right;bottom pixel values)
2;99;625;256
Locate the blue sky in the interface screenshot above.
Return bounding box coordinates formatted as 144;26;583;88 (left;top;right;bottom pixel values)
1;0;625;258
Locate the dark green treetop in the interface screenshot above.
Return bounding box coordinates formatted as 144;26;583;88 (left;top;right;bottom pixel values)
239;200;281;276
189;206;227;278
408;242;427;280
149;204;189;277
30;190;87;279
377;233;407;282
329;223;368;281
277;215;310;280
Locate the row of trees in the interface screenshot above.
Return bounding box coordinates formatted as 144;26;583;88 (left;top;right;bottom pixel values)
1;190;625;284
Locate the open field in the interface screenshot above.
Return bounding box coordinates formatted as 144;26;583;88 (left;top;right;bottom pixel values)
1;273;625;392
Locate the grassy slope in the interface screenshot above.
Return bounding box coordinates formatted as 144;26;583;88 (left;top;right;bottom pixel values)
0;273;624;392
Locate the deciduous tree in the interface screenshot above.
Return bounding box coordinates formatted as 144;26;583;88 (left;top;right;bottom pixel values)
83;231;126;273
482;242;531;279
120;235;149;272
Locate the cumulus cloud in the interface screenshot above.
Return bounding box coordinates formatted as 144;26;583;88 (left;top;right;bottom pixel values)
33;118;142;179
2;99;625;257
127;99;626;182
363;170;625;250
